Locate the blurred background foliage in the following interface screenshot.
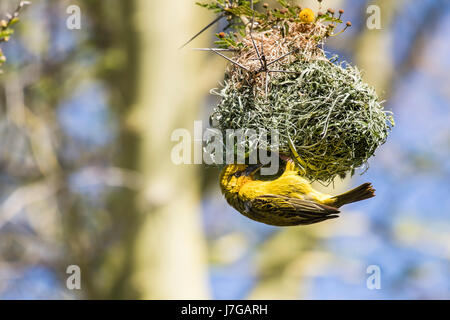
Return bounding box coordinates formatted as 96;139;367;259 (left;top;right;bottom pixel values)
0;0;449;299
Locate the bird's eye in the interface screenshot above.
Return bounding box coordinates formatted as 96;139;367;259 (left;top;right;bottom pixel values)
234;171;242;178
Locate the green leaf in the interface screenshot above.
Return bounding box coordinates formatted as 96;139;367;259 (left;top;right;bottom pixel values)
276;0;290;8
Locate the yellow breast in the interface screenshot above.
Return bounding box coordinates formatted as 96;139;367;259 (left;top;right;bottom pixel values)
239;170;313;201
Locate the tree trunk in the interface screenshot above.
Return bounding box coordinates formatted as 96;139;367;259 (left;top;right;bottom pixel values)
126;0;211;299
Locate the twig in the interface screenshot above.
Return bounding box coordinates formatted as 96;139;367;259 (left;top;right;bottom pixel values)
0;179;59;231
266;48;299;67
192;48;238;52
210;49;250;71
179;13;225;49
249;0;264;69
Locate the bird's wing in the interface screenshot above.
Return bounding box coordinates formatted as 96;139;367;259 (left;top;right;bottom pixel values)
244;194;340;226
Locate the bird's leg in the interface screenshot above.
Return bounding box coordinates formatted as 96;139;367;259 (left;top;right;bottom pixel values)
279;154;292;162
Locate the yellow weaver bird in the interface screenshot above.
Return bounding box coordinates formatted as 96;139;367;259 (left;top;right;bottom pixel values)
220;161;375;226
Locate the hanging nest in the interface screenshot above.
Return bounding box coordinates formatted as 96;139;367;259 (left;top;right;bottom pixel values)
211;58;394;182
197;1;394;182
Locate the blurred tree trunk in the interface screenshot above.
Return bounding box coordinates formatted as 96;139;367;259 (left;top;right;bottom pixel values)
123;0;210;299
82;0;212;299
354;0;398;95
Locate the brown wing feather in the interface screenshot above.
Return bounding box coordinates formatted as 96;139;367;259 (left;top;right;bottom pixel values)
245;194;340;227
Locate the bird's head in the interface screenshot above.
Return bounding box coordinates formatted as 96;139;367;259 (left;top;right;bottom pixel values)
219;164;262;195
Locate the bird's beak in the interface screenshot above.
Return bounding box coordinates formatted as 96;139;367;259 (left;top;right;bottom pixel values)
243;164;263;176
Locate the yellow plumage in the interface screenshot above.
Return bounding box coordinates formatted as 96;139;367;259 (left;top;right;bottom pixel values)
220;161;375;226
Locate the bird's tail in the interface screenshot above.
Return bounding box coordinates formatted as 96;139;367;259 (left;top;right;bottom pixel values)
331;183;376;208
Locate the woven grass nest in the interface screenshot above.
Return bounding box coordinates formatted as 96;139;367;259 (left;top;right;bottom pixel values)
211;57;394;182
199;1;394;183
